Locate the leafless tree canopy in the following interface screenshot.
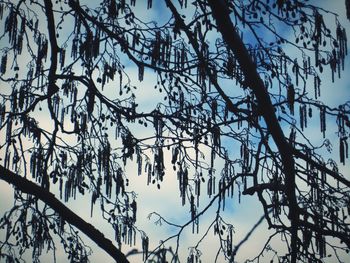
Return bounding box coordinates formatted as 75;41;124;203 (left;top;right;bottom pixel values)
0;0;349;262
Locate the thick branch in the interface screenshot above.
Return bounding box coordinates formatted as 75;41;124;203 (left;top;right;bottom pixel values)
207;1;298;262
0;165;129;263
43;0;60;101
43;0;61;190
293;148;350;187
242;183;284;196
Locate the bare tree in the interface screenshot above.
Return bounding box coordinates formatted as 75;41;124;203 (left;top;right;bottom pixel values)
0;0;349;262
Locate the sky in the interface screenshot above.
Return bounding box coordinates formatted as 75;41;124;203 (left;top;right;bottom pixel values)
0;0;350;263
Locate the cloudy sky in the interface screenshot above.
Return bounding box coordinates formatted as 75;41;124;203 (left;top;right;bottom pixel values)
1;0;350;262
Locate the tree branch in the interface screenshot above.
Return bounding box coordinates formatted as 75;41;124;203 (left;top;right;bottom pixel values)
0;165;129;263
164;0;244;119
293;148;350;187
242;183;284;196
206;1;299;262
232;211;270;258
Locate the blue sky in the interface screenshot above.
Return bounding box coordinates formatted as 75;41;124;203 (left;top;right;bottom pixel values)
0;1;350;262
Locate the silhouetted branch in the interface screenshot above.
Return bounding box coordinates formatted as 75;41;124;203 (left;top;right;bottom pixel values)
207;1;298;261
232;211;269;258
293;148;350;187
0;165;129;263
243;183;284;196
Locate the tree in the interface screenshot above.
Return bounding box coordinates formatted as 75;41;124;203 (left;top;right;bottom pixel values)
0;0;349;262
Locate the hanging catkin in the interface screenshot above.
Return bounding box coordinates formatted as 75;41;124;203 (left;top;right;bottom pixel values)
321;167;326;187
0;53;7;74
138;64;144;81
287;84;295;114
303;105;307;128
142;235;149;260
59;48;65;69
320;106;326;138
340;138;345;164
5;8;18;46
180;168;188;206
0;4;3;20
299;105;304;131
313;75;320;99
303;57;308;79
293;59;299;86
207;176;212;196
137;148;142;176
